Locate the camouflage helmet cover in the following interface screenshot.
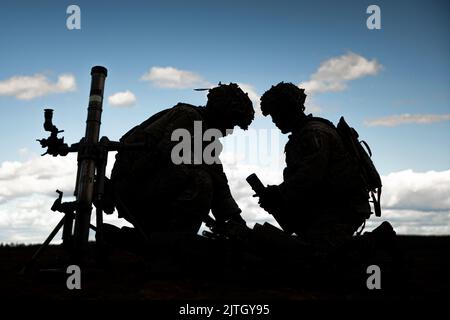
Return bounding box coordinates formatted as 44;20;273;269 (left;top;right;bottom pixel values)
260;82;306;116
206;83;255;130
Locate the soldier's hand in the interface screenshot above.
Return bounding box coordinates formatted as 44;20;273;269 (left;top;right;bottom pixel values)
229;214;247;227
257;185;281;212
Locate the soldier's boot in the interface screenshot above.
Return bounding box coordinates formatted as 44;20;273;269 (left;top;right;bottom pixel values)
364;221;396;250
102;223;140;249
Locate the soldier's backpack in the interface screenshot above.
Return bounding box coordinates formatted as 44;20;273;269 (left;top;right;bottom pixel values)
336;117;382;217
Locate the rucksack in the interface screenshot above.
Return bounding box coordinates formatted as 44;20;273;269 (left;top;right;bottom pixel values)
336;117;382;217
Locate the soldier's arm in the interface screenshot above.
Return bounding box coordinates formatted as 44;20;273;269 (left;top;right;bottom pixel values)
208;163;243;223
279;128;331;193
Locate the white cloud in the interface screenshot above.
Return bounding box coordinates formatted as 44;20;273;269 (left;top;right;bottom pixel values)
299;52;382;95
364;114;450;127
108;90;137;107
0;73;76;100
141;66;210;89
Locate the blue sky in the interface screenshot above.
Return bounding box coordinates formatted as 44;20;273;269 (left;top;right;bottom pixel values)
0;0;448;173
0;0;449;241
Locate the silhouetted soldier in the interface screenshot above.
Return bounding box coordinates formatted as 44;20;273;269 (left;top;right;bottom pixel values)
108;83;254;237
258;82;371;248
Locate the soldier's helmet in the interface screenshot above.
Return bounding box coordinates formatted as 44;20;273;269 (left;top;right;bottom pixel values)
206;83;255;130
260;82;306;116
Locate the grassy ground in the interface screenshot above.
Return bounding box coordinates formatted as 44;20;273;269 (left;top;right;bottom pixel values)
0;236;449;301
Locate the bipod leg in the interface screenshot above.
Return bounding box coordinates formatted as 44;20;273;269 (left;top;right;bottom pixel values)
20;216;66;274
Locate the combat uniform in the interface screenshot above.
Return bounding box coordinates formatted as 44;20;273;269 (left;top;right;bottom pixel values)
110;103;242;235
275;115;371;245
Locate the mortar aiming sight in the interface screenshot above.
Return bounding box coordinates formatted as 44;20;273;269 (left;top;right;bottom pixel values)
43;108;61;133
36;109;70;156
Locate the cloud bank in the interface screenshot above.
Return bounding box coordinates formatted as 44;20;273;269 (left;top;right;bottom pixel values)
1;148;448;243
221;156;450;235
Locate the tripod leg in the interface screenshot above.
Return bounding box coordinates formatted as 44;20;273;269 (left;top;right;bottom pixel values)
20;216;66;274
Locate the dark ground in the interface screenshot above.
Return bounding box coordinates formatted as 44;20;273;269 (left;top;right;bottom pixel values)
0;236;449;302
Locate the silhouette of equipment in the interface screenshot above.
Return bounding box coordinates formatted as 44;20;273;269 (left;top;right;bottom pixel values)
246;173;266;196
22;66;149;273
202;215;251;241
246;173;291;232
